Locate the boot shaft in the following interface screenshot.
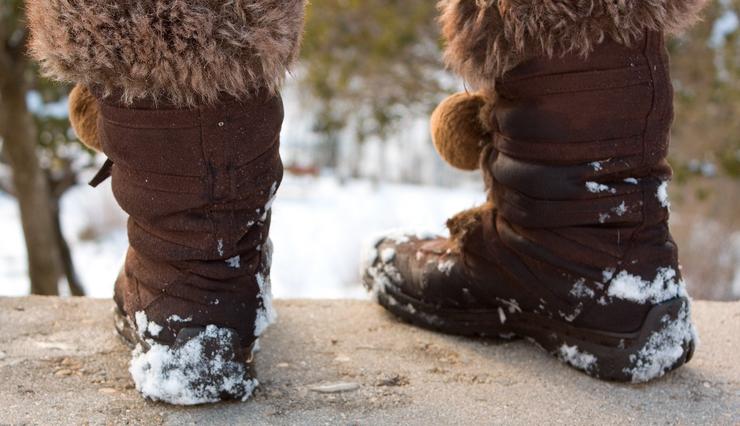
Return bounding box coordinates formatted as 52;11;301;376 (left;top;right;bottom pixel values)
98;90;284;262
100;91;283;345
481;31;679;274
451;32;686;333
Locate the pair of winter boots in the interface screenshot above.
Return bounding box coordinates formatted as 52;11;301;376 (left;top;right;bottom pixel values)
27;0;705;404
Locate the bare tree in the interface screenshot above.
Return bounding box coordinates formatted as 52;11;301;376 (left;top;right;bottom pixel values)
0;1;63;295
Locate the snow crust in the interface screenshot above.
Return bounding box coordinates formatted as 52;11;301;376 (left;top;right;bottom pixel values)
254;272;277;336
624;302;698;383
437;258;455;275
168;314;192;323
129;325;257;405
498;298;521;314
607;267;687;304
559;304;583;322
558;344;597;373
612;202;628;216
135;311;163;337
380;248;396;263
570;279;595;299
225;255;241;269
253;239;277;337
657;181;671;209
586;181;615;194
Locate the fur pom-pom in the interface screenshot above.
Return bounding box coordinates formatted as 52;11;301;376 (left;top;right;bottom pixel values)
430;92;491;171
68;84;101;152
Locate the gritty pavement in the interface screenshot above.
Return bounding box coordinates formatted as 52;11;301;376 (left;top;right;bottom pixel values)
0;297;738;425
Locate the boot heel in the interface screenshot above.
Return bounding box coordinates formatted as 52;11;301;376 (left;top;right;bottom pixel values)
540;297;697;383
114;307;258;404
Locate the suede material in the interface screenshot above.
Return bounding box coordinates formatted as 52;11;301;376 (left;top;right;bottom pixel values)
104;90;284;347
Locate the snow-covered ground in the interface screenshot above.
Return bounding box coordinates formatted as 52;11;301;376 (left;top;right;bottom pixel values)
0;175;485;299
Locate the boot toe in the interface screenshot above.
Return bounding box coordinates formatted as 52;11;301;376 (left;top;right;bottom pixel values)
361;232;439;296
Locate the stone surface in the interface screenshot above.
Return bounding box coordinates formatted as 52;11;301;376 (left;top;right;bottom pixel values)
0;297;738;425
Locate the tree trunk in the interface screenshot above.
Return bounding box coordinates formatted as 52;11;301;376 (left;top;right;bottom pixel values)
0;57;63;295
50;196;85;296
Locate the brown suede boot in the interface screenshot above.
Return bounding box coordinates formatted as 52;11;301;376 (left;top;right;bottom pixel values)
363;1;706;383
27;0;306;404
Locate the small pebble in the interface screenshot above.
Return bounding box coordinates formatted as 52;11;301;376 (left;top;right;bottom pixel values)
309;382;360;394
98;388;117;394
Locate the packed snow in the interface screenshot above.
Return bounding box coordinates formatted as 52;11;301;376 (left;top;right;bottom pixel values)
606;267;688;304
558;304;583;323
167;314;192;323
498;298;522;314
437;258;456;275
570;279;595;299
612;202;628;216
254;272;277;337
624;302;698;383
585;181;615;194
657;181;671;209
135;311;162;338
129;324;258;405
558;344;597;373
380;248;396;263
225;255;241;269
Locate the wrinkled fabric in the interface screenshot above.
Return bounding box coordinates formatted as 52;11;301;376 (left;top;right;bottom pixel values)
103;90;284;347
459;32;680;332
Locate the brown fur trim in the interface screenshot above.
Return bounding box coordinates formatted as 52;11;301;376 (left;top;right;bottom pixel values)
68;84;101;152
439;0;708;89
27;0;306;107
447;201;495;248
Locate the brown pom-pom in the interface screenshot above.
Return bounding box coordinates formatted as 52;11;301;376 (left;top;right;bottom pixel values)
430;92;490;171
68;84;101;152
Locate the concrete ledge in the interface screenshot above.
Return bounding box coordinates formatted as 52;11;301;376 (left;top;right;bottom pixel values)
0;297;738;425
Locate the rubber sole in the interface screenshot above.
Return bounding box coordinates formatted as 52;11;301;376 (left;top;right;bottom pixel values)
114;307;257;403
372;281;695;383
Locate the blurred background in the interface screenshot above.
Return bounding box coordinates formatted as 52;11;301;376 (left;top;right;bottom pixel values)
0;1;738;300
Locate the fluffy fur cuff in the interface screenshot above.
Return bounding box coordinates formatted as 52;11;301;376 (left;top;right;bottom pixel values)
27;0;306;106
439;0;708;89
